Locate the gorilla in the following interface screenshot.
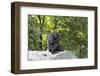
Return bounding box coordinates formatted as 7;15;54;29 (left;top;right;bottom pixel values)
48;32;64;54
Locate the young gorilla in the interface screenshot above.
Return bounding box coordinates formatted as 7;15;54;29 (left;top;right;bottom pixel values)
48;33;64;54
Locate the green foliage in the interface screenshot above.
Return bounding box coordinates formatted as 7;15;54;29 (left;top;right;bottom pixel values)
28;15;88;58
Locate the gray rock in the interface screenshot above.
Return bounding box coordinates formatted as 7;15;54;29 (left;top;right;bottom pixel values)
51;51;78;60
28;50;78;60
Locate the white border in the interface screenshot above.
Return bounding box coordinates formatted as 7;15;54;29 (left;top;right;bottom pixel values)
20;6;95;70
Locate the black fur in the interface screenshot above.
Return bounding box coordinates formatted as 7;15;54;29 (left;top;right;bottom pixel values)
48;33;64;54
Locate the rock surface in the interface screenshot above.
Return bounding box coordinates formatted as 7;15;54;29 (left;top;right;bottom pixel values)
28;50;78;60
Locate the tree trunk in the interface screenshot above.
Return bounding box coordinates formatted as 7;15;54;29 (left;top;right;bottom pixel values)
37;16;45;50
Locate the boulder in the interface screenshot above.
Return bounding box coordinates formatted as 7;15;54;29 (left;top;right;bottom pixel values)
28;50;78;60
51;51;78;60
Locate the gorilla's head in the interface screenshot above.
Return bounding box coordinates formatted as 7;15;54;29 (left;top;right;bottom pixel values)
53;33;60;40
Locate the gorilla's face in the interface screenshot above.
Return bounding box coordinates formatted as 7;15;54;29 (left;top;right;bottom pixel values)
53;33;60;40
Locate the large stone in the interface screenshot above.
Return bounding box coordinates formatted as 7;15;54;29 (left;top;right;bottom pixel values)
28;50;78;60
51;51;78;60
